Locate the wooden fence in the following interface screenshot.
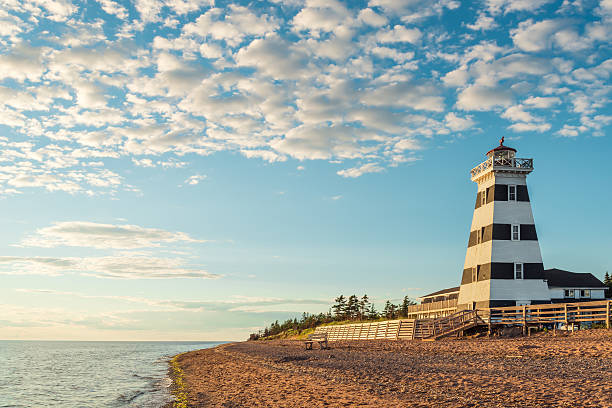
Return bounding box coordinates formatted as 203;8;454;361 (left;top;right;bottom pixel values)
405;298;458;319
486;299;612;329
314;319;418;341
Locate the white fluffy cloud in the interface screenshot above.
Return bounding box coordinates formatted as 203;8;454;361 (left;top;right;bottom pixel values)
337;163;384;178
0;255;219;279
456;85;513;111
21;221;204;249
375;25;422;44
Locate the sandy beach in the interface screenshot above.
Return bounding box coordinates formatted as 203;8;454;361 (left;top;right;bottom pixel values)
172;329;612;407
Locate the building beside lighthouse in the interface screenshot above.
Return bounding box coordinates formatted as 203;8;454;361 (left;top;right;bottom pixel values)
411;139;607;316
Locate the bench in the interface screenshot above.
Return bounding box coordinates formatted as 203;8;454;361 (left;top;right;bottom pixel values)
304;333;328;350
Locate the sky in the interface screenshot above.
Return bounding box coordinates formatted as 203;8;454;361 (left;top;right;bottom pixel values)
0;0;610;341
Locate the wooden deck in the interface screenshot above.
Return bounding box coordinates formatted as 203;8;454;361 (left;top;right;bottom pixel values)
313;299;612;341
485;299;612;328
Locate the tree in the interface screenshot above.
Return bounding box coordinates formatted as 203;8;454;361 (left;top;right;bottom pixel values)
359;294;370;320
346;295;360;320
400;296;416;318
332;295;347;319
368;303;378;319
383;300;398;319
604;272;611;298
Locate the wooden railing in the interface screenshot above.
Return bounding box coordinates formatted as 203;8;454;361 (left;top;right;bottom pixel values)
405;298;458;318
421;310;480;340
484;300;612;328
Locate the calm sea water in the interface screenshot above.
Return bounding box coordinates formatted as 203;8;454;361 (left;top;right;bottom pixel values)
0;340;225;408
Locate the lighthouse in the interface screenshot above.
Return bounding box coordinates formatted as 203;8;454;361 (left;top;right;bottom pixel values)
457;138;551;310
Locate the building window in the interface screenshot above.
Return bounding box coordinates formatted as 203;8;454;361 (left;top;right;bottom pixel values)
481;189;487;206
564;289;575;298
514;263;523;279
508;185;517;201
511;224;520;241
477;227;485;244
580;289;591;298
472;267;477;283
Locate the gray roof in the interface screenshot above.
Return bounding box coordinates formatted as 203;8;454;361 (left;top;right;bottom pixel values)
544;268;605;288
420;286;460;299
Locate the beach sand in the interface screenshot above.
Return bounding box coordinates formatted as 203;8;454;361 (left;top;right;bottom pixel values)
174;329;612;407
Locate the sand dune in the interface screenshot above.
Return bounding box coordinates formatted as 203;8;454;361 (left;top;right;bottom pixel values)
174;329;612;407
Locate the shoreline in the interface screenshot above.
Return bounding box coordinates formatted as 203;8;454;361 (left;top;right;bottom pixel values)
169;329;612;407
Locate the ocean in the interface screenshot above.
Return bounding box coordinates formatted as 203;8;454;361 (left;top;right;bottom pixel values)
0;340;225;408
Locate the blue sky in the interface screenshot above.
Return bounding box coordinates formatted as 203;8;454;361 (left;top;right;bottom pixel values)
0;0;610;340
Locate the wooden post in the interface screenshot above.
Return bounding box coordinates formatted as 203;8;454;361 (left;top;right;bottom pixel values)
606;300;610;330
522;305;527;336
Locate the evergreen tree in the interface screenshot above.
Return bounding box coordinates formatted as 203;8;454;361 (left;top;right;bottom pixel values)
400;296;414;318
359;294;370;320
368;303;378;319
604;272;610;286
389;303;398;319
332;295;347;319
346;294;359;320
383;300;392;318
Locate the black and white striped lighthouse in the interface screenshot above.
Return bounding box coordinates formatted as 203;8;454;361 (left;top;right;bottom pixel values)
457;138;551;309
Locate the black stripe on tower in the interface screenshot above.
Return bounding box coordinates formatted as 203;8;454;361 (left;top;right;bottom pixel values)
461;263;545;284
475;184;530;209
467;224;538;247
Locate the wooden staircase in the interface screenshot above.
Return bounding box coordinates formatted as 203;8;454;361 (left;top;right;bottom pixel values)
419;310;482;341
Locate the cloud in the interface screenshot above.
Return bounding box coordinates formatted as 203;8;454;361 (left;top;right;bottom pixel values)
445;112;475;131
357;8;387;27
510;19;597;53
96;0;128;19
184;6;278;47
466;13;497;31
292;0;350;34
523;96;561;108
0;44;46;82
502;105;538;123
0;255;219;279
507;122;551;132
20;221;204;249
487;0;554;14
337;163;384;178
234;36;310;79
184;174;207;185
240;149;286;163
375;25;422;44
456;85;513;111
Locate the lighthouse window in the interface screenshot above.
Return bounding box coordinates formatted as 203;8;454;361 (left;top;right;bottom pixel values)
481;189;487;206
508;185;517;201
514;263;523;279
511;224;520;241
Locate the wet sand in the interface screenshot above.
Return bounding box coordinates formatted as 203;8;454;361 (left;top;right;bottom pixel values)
174;329;612;407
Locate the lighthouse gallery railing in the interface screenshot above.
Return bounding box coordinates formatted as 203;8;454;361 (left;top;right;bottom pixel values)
470;157;533;178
